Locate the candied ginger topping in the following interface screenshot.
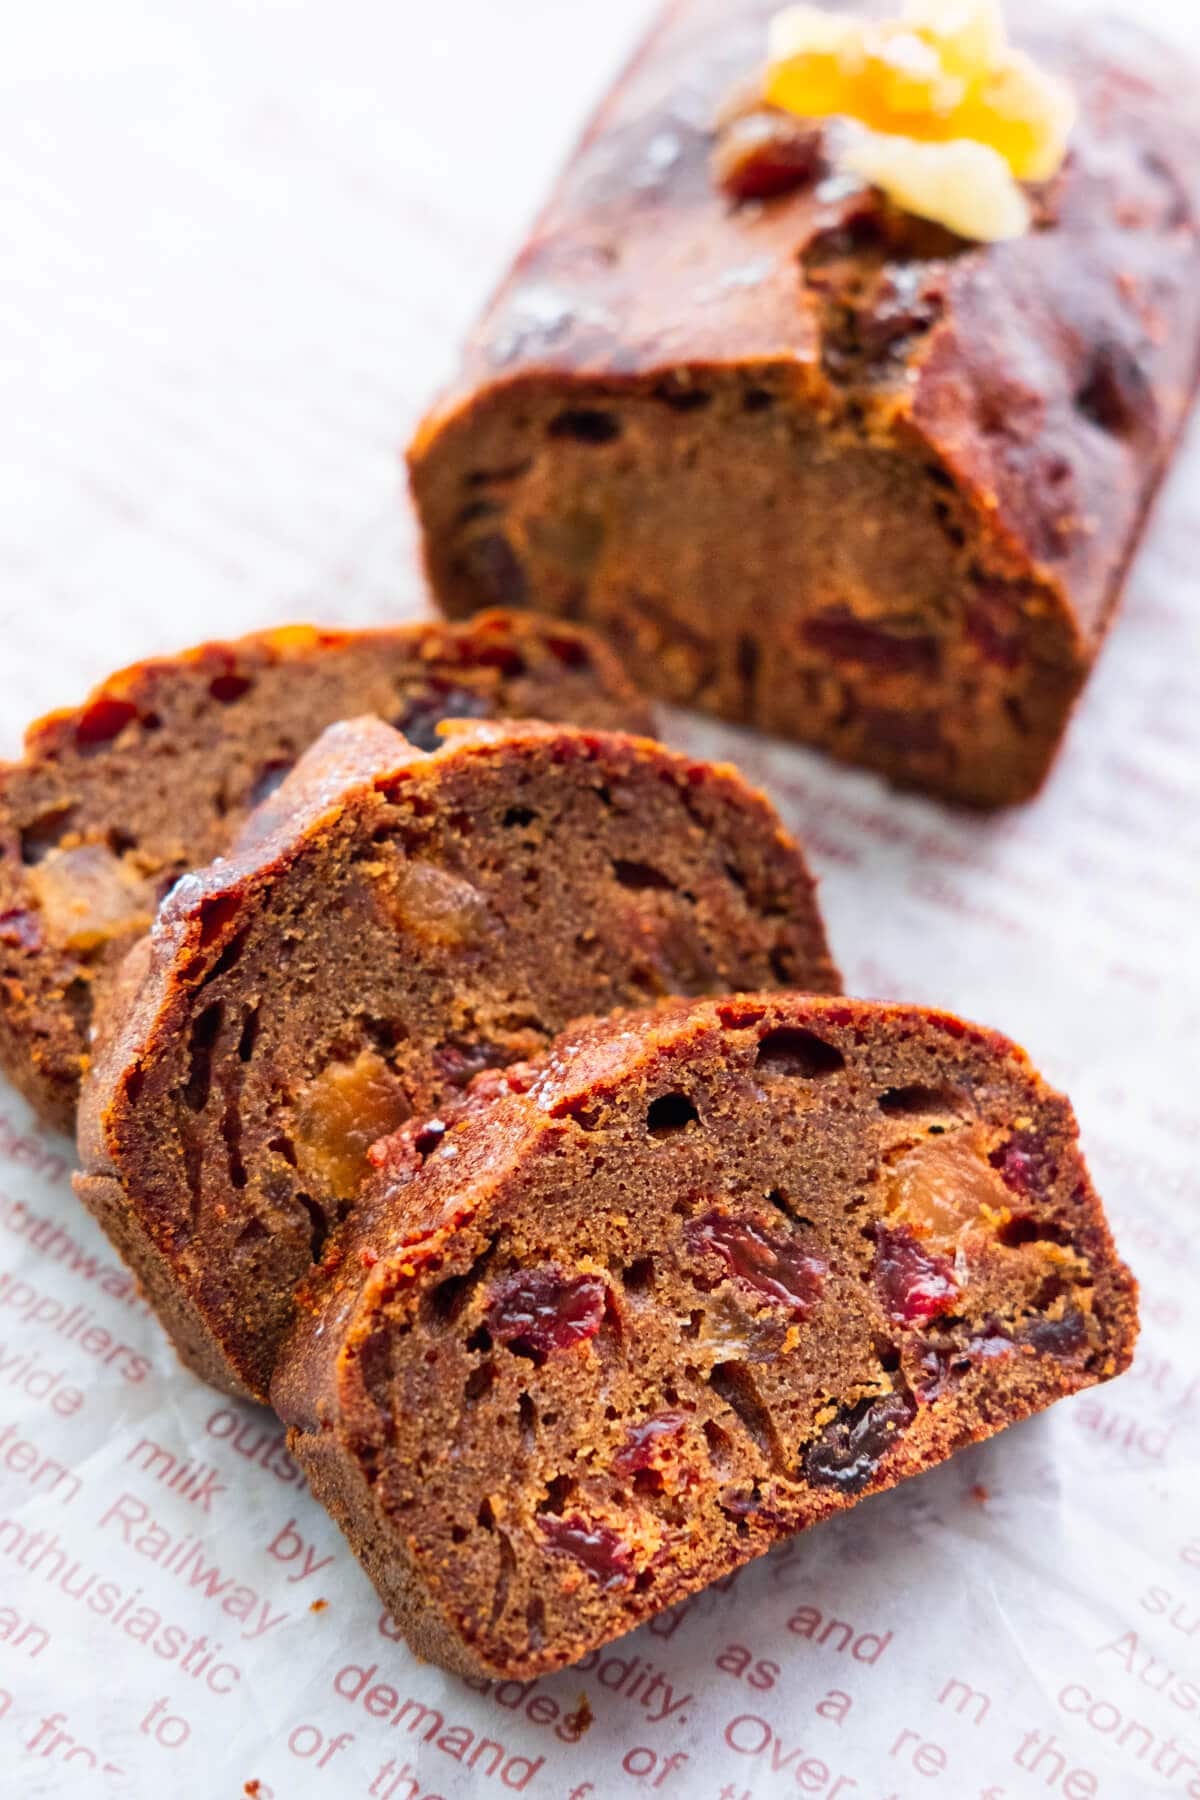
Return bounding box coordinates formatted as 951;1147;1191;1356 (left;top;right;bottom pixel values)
741;0;1074;239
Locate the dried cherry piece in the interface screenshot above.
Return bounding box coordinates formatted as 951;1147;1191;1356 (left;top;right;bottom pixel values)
537;1513;635;1588
395;684;492;753
989;1128;1056;1199
803;1392;915;1495
486;1267;606;1358
612;1412;686;1476
0;909;43;952
75;695;138;748
801;611;938;674
685;1212;827;1315
874;1225;957;1325
713;110;822;203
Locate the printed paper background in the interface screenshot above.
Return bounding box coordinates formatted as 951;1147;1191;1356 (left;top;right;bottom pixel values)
1;1;1198;1793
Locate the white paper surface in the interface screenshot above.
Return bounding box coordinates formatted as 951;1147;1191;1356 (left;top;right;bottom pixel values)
2;1;1199;1794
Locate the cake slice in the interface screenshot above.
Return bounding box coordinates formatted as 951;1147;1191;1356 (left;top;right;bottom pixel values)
0;611;651;1130
274;993;1137;1678
75;720;837;1403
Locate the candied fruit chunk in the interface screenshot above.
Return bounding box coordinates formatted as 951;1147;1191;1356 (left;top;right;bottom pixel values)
841;131;1028;242
989;1126;1056;1198
486;1267;606;1358
612;1412;687;1477
1023;1308;1087;1358
756;0;1074;238
293;1050;410;1196
803;1391;915;1494
874;1224;958;1324
380;860;492;950
884;1131;1010;1246
686;1211;827;1315
537;1513;635;1588
28;843;155;952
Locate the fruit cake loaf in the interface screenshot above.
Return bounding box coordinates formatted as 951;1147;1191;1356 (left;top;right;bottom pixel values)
0;611;652;1132
75;718;838;1403
274;992;1137;1678
407;0;1200;805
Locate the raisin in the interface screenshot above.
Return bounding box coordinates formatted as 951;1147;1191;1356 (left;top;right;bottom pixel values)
394;684;491;753
612;1413;686;1477
873;1225;957;1325
801;612;939;674
486;1267;606;1358
989;1128;1056;1199
713;110;822;202
803;1392;914;1495
686;1212;827;1316
1076;339;1156;437
537;1513;634;1588
1023;1309;1087;1358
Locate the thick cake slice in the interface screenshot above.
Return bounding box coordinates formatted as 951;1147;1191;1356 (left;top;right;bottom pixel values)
0;611;651;1130
274;994;1137;1678
407;0;1200;804
75;721;837;1403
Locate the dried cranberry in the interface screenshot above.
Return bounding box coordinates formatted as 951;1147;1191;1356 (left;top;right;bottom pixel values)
713;111;822;203
1022;1309;1087;1358
75;696;138;748
0;909;43;952
989;1128;1056;1199
487;1267;606;1358
685;1212;827;1316
803;1392;914;1495
612;1412;686;1476
801;612;938;675
537;1513;634;1588
859;708;943;755
874;1225;957;1325
395;684;492;753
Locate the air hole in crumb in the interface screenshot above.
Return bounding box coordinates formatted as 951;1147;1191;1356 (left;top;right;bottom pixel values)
467;1325;493;1354
703;1419;734;1471
769;946;795;984
548;408;622;444
539;1474;574;1515
622;1257;655;1292
198;892;242;949
478;1497;496;1531
268;1134;298;1168
998;1215;1072;1249
451;1525;468;1544
877;1082;964;1115
430;1240;497;1324
647;1093;699;1137
634;1568;656;1592
613;859;675;892
490;1530;516;1626
518;1393;537;1447
237;1007;259;1063
464;1361;497;1404
503;805;537;829
183;1004;222;1112
297;1194;329;1263
756;1027;844;1077
19;808;80;867
743;386;774;412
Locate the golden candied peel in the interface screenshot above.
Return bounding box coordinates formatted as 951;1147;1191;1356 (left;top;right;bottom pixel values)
748;0;1074;239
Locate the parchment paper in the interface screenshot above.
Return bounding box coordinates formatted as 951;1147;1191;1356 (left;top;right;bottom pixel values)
1;0;1198;1793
